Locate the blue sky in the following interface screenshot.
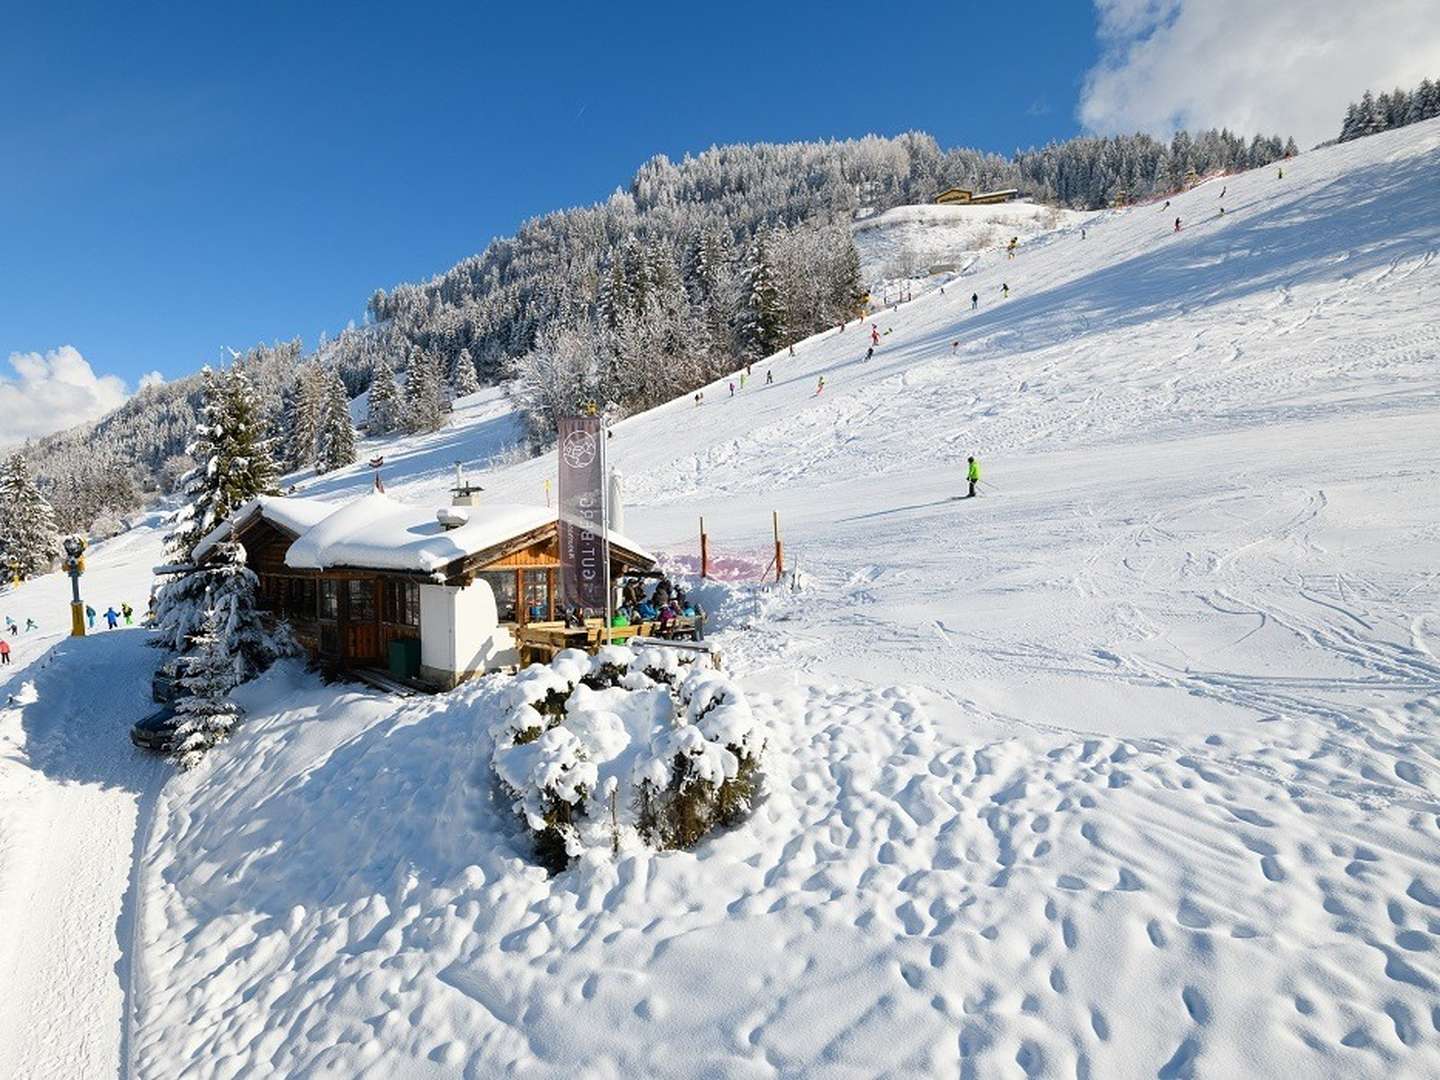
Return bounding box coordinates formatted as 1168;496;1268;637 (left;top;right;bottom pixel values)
3;0;1433;438
1;2;1095;390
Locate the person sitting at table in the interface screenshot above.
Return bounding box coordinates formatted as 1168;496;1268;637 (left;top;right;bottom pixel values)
636;599;659;620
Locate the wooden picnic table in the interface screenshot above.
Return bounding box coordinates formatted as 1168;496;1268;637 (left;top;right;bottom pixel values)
515;616;701;665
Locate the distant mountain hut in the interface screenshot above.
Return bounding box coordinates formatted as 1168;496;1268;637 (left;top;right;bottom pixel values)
934;187;1019;206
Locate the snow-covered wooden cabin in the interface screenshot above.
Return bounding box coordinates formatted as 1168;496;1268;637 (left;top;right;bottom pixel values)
194;492;656;688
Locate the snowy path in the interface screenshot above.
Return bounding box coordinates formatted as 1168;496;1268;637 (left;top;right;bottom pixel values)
0;544;168;1078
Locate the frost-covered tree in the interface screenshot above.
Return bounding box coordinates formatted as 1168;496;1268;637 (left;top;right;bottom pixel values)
154;538;292;673
167;366;279;562
284;364;325;470
403;348;448;433
1338;76;1440;142
738;227;786;362
170;606;244;769
0;452;61;579
450;347;481;398
365;353;402;435
315;367;357;474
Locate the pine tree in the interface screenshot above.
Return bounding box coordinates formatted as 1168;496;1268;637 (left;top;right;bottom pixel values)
365;354;402;435
167;365;280;562
738;227;786;361
170;606;244;769
0;452;61;580
403;348;447;433
829;236;867;322
450;347;481;398
285;365;325;470
316;367;357;474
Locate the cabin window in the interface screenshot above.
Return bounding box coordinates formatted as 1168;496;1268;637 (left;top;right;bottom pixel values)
523;569;552;622
384;580;420;627
478;570;518;622
319;580;338;620
347;579;376;622
287;578;317;621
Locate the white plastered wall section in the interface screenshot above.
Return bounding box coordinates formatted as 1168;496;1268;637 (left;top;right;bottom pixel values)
418;580;518;686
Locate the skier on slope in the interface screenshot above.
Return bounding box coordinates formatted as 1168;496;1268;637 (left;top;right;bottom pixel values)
729;381;735;398
103;607;120;629
1001;283;1010;298
24;618;37;632
871;325;880;346
85;604;96;629
766;370;773;385
966;456;981;499
1174;217;1182;232
971;293;978;310
865;346;874;362
0;638;9;665
816;376;825;395
5;616;15;635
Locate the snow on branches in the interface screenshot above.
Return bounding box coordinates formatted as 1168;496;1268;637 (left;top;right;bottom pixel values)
489;647;766;872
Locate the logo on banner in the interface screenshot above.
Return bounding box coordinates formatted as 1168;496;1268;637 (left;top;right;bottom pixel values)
561;427;598;470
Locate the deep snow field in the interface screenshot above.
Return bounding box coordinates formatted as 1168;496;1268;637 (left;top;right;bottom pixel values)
2;118;1439;1078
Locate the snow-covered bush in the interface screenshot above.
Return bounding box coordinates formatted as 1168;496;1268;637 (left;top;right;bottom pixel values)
489;647;765;872
635;669;764;847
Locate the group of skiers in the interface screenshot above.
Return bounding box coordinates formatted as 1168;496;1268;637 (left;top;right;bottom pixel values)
2;615;37;661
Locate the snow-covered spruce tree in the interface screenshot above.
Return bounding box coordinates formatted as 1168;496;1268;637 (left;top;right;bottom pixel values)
0;452;61;579
170;606;244;769
284;364;325;471
403;348;449;433
365;353;402;435
450;347;480;398
156;366;281;651
168;365;279;560
154;538;292;672
830;235;867;322
315;367;357;474
738;226;786;362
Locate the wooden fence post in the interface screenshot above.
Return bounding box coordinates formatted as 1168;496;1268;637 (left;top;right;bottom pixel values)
700;516;709;579
773;511;783;582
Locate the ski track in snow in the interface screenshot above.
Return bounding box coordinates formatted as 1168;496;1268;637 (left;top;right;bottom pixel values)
0;121;1438;1076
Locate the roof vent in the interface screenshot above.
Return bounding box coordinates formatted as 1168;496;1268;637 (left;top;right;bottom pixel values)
452;461;484;507
436;506;469;531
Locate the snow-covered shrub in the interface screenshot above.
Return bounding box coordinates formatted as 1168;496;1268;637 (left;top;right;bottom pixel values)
634;668;765;847
492;725;596;872
580;644;636;690
488;646;763;871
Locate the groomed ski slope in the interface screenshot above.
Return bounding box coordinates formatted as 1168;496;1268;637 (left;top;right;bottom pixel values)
0;118;1437;1078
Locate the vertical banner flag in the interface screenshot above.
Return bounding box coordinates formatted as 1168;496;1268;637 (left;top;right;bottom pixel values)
557;415;608;612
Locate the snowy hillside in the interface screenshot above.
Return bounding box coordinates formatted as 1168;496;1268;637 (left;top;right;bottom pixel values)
2;118;1439;1078
852;199;1085;282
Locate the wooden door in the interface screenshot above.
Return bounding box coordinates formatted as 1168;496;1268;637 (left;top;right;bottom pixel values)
340;578;381;665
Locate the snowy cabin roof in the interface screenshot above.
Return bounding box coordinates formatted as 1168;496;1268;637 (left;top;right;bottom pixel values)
196;492;656;578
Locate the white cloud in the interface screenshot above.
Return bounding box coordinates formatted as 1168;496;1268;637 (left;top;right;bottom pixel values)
1080;0;1440;147
0;346;133;447
138;370;166;390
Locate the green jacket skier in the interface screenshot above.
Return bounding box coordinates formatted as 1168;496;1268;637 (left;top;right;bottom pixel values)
966;457;980;498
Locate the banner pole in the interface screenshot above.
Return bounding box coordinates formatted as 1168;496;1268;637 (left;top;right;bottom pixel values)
602;423;612;647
